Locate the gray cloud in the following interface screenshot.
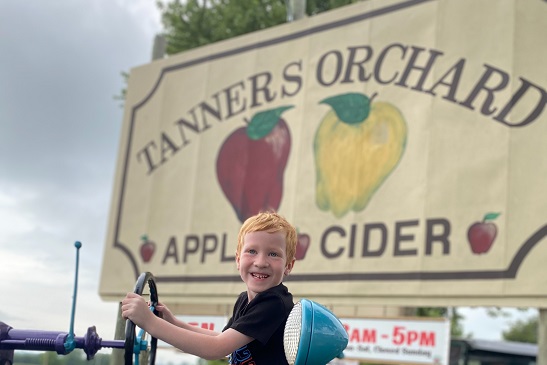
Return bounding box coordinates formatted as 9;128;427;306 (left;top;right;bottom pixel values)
0;0;160;340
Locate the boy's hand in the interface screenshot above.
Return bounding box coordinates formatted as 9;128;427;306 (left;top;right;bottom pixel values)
156;302;177;325
121;292;155;328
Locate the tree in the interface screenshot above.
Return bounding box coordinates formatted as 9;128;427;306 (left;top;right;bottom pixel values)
502;316;538;343
203;359;228;364
416;307;466;338
306;0;362;16
156;0;361;56
448;307;465;338
117;0;361;103
157;0;285;55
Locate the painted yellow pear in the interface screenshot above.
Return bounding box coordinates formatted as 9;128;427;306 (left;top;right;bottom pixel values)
314;92;407;218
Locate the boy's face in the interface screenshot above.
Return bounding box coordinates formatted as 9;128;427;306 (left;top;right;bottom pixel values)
237;230;295;302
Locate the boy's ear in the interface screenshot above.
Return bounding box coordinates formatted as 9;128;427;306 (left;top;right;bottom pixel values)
284;258;296;276
236;254;240;270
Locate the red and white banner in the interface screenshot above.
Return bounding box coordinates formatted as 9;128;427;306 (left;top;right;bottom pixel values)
341;317;450;365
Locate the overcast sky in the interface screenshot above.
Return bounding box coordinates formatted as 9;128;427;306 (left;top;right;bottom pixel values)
0;0;538;362
0;0;164;351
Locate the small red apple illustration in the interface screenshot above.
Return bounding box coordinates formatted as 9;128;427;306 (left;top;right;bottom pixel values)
295;232;310;260
467;213;500;254
140;234;156;263
216;106;293;223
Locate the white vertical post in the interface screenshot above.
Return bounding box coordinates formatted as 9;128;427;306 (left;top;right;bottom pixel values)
539;308;547;365
152;34;166;60
286;0;307;22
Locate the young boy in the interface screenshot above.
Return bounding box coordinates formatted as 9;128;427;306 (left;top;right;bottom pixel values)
121;211;297;364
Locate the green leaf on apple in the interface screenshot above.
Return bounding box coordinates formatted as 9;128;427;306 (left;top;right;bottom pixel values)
246;105;294;140
483;212;501;221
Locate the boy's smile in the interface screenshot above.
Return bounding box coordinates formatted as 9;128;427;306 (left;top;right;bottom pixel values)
237;231;294;301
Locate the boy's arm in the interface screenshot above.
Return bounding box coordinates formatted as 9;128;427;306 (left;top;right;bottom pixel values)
146;317;252;360
156;302;218;336
123;293;252;359
173;319;221;336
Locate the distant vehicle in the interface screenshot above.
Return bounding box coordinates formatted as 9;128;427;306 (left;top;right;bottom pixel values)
450;338;537;365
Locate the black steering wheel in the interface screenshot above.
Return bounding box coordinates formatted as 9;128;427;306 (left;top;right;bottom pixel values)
124;272;159;365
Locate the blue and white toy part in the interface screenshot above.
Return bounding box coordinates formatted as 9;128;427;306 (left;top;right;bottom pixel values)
284;299;348;365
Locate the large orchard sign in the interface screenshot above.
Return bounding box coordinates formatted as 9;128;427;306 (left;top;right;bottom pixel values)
100;0;547;310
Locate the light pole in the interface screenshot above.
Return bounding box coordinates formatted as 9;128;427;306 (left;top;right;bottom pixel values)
286;0;306;22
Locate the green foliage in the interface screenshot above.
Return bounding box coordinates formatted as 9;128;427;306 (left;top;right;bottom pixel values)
502;316;538;343
113;71;130;108
448;307;465;338
306;0;361;15
204;359;228;364
157;0;288;55
416;307;447;317
484;307;530;319
156;0;364;55
116;0;363;103
415;307;466;338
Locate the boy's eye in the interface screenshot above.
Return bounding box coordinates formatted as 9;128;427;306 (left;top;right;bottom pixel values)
247;249;257;254
269;252;279;257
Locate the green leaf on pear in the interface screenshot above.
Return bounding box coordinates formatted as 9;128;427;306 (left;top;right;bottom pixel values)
320;93;371;125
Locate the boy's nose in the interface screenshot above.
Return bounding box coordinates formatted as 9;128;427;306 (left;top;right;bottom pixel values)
254;254;269;267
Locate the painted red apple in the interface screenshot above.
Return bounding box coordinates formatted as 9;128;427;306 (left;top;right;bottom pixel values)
216;106;293;223
140;234;156;262
296;232;310;260
467;213;500;254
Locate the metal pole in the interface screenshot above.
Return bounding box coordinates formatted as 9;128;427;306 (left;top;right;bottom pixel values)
151;34;166;60
539;308;547;365
109;303;125;365
286;0;306;22
0;323;13;365
0;351;12;365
